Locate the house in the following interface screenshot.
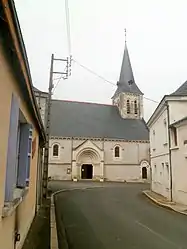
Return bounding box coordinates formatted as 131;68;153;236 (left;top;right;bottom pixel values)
33;86;48;127
0;1;45;249
35;41;150;182
148;81;187;205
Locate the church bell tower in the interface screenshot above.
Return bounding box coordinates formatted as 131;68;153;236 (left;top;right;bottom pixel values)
112;34;144;119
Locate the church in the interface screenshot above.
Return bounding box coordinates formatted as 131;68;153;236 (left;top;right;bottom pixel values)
34;41;150;182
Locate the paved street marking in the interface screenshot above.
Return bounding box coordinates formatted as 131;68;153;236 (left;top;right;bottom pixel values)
135;220;183;249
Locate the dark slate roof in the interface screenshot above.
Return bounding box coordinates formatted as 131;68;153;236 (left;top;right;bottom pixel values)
113;43;143;98
170;80;187;96
33;86;40;92
50;100;149;140
33;86;48;95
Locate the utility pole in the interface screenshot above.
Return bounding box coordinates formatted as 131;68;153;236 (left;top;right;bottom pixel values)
43;54;71;199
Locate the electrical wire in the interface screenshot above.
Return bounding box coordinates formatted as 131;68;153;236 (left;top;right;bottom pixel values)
73;59;116;86
63;1;158;104
65;0;72;56
73;59;159;103
143;97;158;103
52;74;65;94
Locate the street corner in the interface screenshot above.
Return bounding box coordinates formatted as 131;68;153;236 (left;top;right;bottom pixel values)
142;190;187;216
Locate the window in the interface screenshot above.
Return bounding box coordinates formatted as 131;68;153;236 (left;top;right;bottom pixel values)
165;162;169;179
128;80;133;85
17;123;33;188
163;118;168;145
134;100;138;114
162;163;164;179
114;146;120;158
152;130;156;150
154;164;157;181
127;100;130;114
5;94;33;203
172;127;178;146
53;144;59;157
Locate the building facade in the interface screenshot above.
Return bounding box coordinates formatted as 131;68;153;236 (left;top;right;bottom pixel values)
34;41;150;182
48;136;149;182
148;81;187;205
0;2;45;249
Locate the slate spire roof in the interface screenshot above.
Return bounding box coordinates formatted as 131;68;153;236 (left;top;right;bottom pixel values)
113;41;143;98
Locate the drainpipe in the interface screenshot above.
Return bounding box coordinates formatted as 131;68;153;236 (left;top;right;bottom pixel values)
166;102;173;201
102;138;105;181
71;137;73;179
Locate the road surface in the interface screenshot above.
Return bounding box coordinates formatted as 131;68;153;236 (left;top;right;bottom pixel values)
51;182;187;249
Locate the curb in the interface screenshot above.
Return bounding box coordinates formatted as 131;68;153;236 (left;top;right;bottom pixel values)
142;190;187;216
50;194;61;249
50;186;105;249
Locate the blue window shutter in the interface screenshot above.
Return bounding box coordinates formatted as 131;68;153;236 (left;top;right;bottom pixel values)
17;124;31;188
26;127;33;186
5;94;19;202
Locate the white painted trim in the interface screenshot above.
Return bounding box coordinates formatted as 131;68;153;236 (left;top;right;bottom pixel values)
50;136;149;143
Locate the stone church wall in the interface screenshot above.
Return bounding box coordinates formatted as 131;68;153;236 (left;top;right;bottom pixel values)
49;138;72;180
104;140;149;181
72;139;103;150
104;165;140;182
48;138;150;182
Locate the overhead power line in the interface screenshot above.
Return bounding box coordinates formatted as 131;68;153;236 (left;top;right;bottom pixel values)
73;59;116;86
63;1;158;104
73;59;159;104
52;65;68;93
65;0;72;56
143;97;158;103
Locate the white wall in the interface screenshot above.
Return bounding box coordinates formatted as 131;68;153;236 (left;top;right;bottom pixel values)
104;140;149;181
169;100;187;124
151;154;170;199
149;98;187;201
104;140;149;165
149;107;169;157
48;138;72;180
171;124;187;205
105;165;140;182
48;138;150;182
149;106;171;199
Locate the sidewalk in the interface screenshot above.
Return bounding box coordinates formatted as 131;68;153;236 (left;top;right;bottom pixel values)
22;199;50;249
143;190;187;216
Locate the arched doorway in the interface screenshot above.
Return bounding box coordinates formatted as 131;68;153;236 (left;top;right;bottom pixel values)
142;167;147;179
81;164;93;179
77;149;100;180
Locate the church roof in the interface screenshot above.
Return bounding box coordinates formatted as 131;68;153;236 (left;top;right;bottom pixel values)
50;100;149;140
113;43;143;98
170;80;187;96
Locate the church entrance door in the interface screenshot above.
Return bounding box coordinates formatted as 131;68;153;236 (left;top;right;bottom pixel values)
81;164;93;179
142;167;147;179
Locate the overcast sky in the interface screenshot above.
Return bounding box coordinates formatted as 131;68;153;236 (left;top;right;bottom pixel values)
15;0;187;120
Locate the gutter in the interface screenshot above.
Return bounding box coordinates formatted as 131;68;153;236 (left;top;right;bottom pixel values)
166;102;173;201
2;0;46;143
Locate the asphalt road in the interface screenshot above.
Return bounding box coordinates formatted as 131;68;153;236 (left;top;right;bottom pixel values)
53;182;187;249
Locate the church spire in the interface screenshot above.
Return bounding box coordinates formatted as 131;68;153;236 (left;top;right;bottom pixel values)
113;34;143;98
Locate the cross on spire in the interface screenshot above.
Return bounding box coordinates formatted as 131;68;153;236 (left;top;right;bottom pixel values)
125;28;127;43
